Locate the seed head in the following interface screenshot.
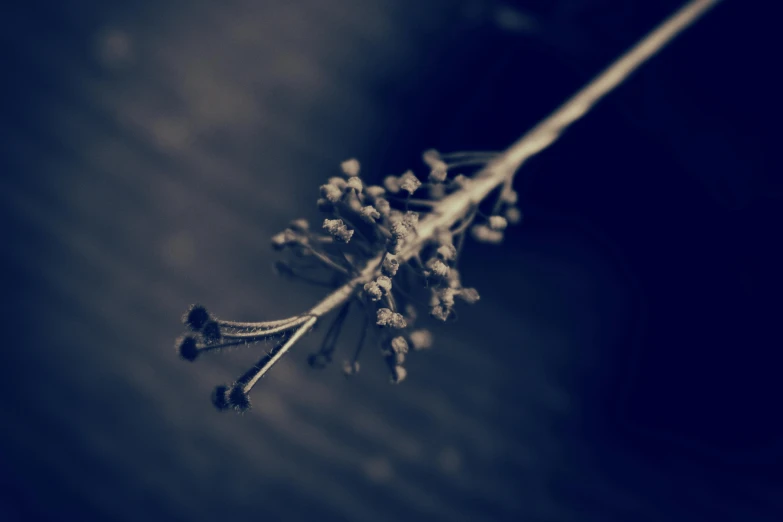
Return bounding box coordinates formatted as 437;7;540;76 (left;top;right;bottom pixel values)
375;275;392;295
359;205;381;223
365;185;385;199
288;218;309;232
500;188;518;206
391;365;407;384
391;336;409;355
399;170;422;194
437;244;457;261
176;335;199;361
425;258;450;279
211;385;231;411
409;329;433;351
505;206;523;224
384;175;402;194
345;176;363;193
229;385;251;413
183;304;210;331
428;161;448;183
459;288;480;304
202;321;222;343
364;281;383;302
323;218;354;243
381;255;399;277
488;215;508;231
320;183;343;203
430;305;450;322
341;158;360;177
470;224;504;244
374;198;391;217
376;308;407;329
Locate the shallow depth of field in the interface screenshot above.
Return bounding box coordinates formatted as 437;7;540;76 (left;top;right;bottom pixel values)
2;1;781;521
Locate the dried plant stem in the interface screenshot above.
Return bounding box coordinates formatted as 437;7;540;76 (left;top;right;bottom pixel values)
246;0;720;385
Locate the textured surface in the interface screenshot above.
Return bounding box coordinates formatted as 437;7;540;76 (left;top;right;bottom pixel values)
2;1;781;521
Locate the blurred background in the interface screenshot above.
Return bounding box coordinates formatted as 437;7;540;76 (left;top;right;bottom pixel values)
2;0;781;520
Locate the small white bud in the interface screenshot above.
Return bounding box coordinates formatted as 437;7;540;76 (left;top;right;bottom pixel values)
341;158;360;177
399;170;422;194
409;329;433;351
488;215;508;231
345;176;363;193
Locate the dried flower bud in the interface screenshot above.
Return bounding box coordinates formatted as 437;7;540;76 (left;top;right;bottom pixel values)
359;205;381;223
384;175;402;193
202;321;222;343
488;215;508;231
328;176;347;189
391;365;407;384
376;275;392;295
439;288;457;308
399;170;422;194
365;185;386;199
391;336;409;355
364;281;383;301
374;198;391;217
177;335;199;361
323;218;354;243
381;255;399;277
342;360;360;376
500;188;518;206
437;244;457;261
341;158;360;177
229;385;251;412
345;176;363;193
470;224;503;244
320;183;343;203
183;304;210;331
376;308;407;329
425;258;450;279
211;385;231;411
430;305;450;322
505;206;523;224
459;287;480;304
428;161;448;183
289;218;309;232
422;148;441;167
409;329;433;351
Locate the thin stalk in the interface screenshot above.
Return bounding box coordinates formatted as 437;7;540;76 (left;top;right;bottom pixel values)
240;0;722;384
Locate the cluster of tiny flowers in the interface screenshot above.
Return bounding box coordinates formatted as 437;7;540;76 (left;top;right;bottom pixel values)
174;149;522;412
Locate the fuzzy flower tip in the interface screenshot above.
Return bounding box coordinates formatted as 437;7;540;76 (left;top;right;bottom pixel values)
320;183;343;203
384;175;402;194
409;329;433;351
430;305;450;322
488;215;508;231
323;218;354;243
459;288;480;304
341;158;360;177
437;244;457;262
364;281;383;301
470;224;503;244
376;308;407;329
376;275;392;295
505;206;523;225
426;258;450;279
428;161;448;183
391;365;407;384
399;170;422;194
381;255;399;277
359;205;381;223
345;176;363;193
